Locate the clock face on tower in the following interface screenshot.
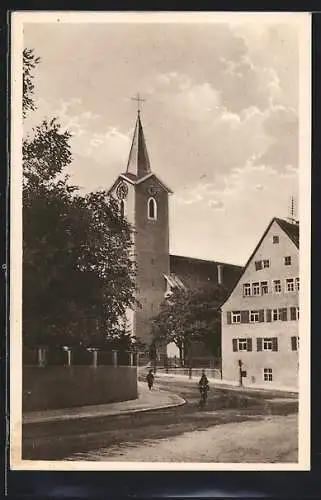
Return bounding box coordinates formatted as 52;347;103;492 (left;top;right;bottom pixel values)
116;181;128;200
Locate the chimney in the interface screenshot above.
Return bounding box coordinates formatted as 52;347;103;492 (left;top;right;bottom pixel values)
217;264;223;285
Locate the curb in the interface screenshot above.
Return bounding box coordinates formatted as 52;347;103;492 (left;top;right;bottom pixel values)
23;390;186;426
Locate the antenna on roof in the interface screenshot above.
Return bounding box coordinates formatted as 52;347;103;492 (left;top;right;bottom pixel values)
287;195;298;225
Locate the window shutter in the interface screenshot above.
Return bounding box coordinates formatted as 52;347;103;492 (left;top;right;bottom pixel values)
281;308;288;321
266;309;272;322
291;336;297;351
290;307;296;320
232;338;238;352
257;338;263;352
259;309;265;322
272;337;278;351
247;338;252;352
241;310;249;323
227;312;232;324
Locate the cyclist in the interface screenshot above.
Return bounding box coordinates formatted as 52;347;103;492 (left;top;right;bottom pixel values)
198;370;209;406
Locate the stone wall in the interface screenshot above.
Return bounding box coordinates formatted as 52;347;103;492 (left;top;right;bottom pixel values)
23;365;138;412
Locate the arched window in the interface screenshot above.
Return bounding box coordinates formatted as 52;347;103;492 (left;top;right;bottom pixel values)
120;200;125;218
147;197;157;220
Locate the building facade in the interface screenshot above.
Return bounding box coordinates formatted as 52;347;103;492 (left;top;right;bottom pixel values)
221;217;299;389
108;111;243;349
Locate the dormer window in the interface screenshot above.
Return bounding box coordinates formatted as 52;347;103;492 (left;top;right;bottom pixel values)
148;197;157;221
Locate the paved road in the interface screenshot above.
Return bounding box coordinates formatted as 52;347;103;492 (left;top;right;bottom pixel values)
23;377;298;462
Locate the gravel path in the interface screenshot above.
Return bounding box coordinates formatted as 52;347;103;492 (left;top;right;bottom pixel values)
69;415;298;463
68;414;298;463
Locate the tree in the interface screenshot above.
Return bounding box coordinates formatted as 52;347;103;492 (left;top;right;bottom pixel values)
151;284;229;365
22;49;137;348
23;48;40;119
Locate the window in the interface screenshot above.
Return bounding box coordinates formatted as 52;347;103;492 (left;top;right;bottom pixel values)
284;256;292;266
273;280;281;293
272;308;287;321
237;338;248;351
252;282;260;296
280;308;288;321
148;197;157;220
290;307;299;320
243;283;251;296
261;281;269;295
263;368;273;382
263;338;273;351
257;337;278;351
232;338;252;352
296;277;300;291
250;310;260;323
232;311;241;324
255;260;263;271
286;278;295;292
291;336;299;351
273;235;279;244
255;259;270;270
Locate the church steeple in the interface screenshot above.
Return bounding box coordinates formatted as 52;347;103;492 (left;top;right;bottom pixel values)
126;111;151;180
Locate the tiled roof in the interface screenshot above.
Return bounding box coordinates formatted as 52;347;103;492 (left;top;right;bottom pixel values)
275;218;299;248
169;254;243;291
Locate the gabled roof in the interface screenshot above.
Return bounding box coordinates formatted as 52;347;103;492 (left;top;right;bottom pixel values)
275;217;299;248
220;217;300;308
126;112;151;180
169;254;243;291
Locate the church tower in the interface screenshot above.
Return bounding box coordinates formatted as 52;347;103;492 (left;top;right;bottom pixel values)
108;109;172;347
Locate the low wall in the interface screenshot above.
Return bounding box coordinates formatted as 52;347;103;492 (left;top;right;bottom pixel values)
23;365;138;412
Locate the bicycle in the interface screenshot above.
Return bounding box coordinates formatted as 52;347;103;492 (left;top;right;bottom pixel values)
198;385;209;409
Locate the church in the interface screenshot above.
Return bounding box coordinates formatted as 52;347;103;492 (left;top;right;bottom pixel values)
108;109;243;354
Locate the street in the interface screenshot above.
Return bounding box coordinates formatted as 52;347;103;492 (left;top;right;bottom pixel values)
23;376;298;463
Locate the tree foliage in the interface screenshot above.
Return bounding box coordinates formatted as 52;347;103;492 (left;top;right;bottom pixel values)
23;48;40;119
23;49;137;348
151;285;229;364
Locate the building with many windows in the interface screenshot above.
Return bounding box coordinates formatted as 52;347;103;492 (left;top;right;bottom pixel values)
221;217;299;389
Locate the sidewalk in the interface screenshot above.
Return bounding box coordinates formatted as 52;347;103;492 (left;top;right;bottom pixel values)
23;382;186;425
154;370;298;394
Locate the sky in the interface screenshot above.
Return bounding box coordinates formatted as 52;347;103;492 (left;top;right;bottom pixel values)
23;16;300;265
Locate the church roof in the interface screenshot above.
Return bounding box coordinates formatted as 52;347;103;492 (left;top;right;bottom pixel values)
126;112;151;180
169;254;243;291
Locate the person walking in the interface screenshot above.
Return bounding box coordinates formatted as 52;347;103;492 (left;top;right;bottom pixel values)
198;370;209;407
146;369;155;390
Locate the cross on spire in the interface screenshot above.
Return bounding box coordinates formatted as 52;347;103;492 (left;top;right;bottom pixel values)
131;93;146;114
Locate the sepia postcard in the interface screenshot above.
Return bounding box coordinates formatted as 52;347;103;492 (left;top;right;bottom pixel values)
10;11;311;471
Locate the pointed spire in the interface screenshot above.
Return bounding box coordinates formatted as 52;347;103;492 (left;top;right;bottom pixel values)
126;111;151;179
